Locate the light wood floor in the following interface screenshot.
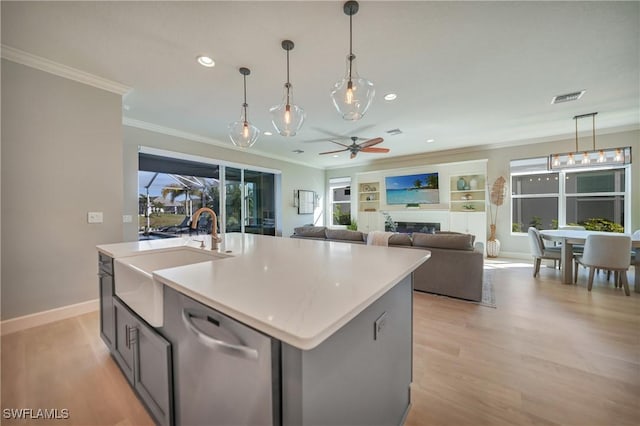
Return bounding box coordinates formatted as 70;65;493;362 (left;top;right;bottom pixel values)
2;260;639;425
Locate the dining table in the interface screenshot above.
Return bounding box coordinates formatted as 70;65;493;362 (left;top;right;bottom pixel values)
539;229;640;293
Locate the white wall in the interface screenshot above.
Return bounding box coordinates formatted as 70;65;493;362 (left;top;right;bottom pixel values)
1;59;123;320
122;126;325;240
326;130;640;256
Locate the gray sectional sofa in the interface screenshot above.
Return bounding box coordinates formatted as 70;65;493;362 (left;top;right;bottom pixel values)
291;226;485;302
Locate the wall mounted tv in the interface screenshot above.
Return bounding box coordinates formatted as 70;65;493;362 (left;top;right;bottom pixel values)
385;172;439;205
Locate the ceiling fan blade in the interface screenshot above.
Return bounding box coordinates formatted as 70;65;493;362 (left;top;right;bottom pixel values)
350;151;357;159
359;137;384;148
319;148;348;155
361;147;390;153
329;139;352;147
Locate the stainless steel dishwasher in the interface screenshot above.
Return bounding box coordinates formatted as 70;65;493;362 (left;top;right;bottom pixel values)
163;286;280;426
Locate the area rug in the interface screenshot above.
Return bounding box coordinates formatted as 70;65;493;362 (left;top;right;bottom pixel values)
424;270;496;308
479;271;496;308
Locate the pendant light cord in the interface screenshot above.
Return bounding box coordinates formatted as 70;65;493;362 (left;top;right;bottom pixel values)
348;11;353;82
243;74;248;123
286;48;291;105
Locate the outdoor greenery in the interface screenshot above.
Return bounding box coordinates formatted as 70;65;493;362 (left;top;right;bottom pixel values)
512;217;623;233
347;220;358;231
581;218;624;233
333;205;351;225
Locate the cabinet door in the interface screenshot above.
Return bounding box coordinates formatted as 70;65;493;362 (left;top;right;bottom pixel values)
113;297;135;384
98;272;115;351
133;318;173;426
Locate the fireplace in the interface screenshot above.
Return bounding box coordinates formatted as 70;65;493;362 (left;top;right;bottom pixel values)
386;221;441;234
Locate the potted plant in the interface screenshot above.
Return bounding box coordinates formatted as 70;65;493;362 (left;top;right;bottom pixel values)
487;176;506;258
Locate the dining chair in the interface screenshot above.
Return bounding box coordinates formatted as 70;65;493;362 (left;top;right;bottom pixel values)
574;234;632;296
527;227;562;277
559;225;586;230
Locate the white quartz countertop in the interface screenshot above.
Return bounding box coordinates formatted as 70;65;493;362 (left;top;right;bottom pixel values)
98;234;429;350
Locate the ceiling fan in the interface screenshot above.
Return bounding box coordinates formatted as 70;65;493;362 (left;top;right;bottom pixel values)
319;136;390;159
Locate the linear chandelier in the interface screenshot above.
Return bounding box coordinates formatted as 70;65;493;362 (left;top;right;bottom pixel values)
549;112;631;170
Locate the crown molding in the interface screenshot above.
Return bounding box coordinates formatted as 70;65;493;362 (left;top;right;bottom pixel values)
1;44;131;95
123;118;324;170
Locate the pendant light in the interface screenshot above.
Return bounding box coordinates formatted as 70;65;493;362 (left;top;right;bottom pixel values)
270;40;305;136
330;0;375;121
549;112;631;170
229;67;260;148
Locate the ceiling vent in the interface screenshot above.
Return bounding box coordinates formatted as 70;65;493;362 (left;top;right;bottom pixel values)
292;149;304;154
551;90;585;104
386;128;403;136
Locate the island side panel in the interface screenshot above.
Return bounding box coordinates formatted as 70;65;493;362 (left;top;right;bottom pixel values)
281;274;413;426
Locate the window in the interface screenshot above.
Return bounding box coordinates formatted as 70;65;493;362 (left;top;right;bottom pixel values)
510;157;629;233
329;177;351;226
138;152;278;239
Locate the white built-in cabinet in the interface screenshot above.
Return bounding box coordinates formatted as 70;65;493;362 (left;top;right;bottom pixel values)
449;212;487;248
358;211;385;233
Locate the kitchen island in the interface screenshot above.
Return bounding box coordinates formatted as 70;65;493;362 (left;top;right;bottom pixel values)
97;233;430;426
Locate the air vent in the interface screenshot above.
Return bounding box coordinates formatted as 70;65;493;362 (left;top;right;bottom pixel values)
292;149;304;154
386;128;403;136
551;90;585;104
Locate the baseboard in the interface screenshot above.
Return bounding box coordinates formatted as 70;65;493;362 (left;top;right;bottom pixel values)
0;299;99;336
492;251;531;260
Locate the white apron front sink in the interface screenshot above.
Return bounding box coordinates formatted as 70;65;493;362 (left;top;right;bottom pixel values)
114;247;229;327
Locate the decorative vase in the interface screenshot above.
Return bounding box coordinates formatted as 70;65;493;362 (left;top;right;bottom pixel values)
487;224;501;258
457;177;466;190
469;177;478;190
487;239;501;258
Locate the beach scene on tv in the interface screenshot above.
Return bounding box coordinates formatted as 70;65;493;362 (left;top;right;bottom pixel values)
385;172;440;205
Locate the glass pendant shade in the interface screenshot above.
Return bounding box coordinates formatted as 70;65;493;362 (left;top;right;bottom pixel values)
228;67;260;149
229;111;260;148
330;55;375;120
270;84;305;136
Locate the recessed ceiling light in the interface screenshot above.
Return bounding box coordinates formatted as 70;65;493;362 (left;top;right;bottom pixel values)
384;93;397;101
426;138;435;143
196;55;215;67
332;155;339;158
263;131;273;136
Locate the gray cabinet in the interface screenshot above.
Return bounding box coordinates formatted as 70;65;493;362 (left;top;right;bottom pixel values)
98;253;115;351
113;297;173;426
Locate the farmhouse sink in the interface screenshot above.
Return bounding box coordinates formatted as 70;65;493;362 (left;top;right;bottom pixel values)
114;247;229;327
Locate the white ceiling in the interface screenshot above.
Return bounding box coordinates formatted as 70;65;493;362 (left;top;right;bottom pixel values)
2;1;639;169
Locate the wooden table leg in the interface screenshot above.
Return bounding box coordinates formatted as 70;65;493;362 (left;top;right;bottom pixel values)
561;240;574;284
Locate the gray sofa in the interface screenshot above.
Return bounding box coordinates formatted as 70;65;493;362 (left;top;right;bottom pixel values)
291;226;484;302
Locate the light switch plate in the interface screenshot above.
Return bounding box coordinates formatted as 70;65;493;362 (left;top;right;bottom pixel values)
122;215;133;223
88;212;103;224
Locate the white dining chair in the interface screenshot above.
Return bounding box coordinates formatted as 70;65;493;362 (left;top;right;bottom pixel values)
559;225;586;230
528;227;562;277
574;234;632;296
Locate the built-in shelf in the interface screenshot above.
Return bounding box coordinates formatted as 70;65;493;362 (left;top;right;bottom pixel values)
450;175;486;212
359;182;380;212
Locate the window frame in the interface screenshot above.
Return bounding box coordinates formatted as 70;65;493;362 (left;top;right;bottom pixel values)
509;158;631;235
328;177;352;228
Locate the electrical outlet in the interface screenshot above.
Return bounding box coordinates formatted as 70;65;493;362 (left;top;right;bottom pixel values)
374;312;387;340
88;212;103;224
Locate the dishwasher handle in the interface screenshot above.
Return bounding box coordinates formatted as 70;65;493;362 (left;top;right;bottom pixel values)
182;309;259;361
